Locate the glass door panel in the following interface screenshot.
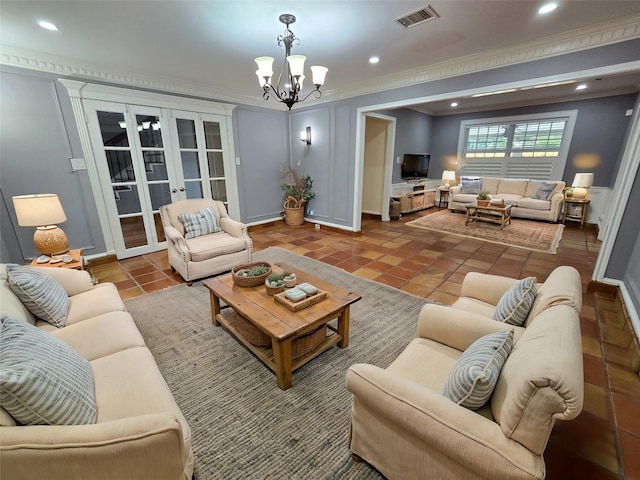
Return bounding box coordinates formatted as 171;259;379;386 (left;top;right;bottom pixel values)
96;110;150;254
173;117;205;201
203;121;226;202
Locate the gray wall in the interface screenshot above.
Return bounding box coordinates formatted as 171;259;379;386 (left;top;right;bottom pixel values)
423;94;636;187
384;109;434;184
0;66;105;262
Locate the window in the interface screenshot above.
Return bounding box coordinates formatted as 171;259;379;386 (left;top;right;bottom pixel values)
457;110;577;180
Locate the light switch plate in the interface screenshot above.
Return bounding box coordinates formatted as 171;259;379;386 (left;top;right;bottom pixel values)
70;158;87;170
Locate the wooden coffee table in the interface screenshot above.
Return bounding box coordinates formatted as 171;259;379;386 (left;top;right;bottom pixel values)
465;202;512;230
203;263;361;390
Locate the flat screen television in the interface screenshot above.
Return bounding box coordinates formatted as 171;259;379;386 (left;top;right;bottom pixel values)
402;154;430;180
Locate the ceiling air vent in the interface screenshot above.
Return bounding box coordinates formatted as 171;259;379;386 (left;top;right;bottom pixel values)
395;5;440;28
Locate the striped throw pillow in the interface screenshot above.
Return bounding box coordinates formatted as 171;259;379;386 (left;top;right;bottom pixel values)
7;264;69;328
493;277;537;326
178;206;221;239
442;329;514;410
0;316;97;425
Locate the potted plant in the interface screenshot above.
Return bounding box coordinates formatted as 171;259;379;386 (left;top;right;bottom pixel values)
280;166;315;226
283;271;297;288
477;191;491;207
265;272;285;295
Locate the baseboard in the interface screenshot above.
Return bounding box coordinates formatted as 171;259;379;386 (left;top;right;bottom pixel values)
602;276;640;342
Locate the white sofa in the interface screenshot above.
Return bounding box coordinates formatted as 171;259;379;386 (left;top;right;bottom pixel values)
346;266;583;479
449;177;565;222
0;265;193;480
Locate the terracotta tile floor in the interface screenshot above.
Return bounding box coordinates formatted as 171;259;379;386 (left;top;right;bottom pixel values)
89;209;640;479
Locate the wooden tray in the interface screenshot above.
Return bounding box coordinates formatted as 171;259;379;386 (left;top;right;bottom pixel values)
274;289;328;311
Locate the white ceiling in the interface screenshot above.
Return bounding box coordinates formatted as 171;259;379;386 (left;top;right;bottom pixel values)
1;1;640;113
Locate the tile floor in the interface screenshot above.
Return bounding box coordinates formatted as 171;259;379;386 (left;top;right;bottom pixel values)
89;208;640;480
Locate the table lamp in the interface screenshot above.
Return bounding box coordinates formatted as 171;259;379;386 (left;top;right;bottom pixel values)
12;194;69;256
442;170;456;187
571;173;594;199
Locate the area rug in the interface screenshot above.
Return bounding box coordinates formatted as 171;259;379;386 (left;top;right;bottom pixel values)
124;246;429;480
406;210;565;254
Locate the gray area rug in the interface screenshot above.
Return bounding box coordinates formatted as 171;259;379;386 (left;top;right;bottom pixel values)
124;247;429;479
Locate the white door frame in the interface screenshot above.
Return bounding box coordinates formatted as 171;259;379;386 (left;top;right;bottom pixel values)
60;79;237;258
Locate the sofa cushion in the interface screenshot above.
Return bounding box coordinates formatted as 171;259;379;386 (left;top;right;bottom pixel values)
48;311;146;361
0;316;97;425
6;265;69;328
186;232;248;262
532;182;557;200
497;179;528;196
491;194;522;206
493;277;537;326
515;197;552;211
481;177;500;194
461;178;482;194
178;206;221;239
451;193;478;204
442;329;514;410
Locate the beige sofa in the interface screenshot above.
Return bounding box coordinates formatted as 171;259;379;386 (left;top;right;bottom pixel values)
346;266;583;480
0;265;193;480
449;177;566;222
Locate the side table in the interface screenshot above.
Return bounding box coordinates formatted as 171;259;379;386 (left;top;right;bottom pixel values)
562;198;590;226
437;187;450;209
30;248;84;270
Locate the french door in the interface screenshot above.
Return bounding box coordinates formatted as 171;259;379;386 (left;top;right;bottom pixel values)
83;99;237;258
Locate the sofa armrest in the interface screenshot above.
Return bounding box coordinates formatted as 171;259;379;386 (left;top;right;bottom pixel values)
460;272;520;306
220;217;247;239
0;413;190;480
346;364;543;479
450;185;462;195
416;304;524;351
164;225;188;251
39;268;94;297
549;192;565;221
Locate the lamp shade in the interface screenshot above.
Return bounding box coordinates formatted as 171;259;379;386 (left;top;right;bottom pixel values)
442;170;456;182
255;56;274;80
310;65;328;86
572;173;594;188
286;55;306;77
12;194;67;227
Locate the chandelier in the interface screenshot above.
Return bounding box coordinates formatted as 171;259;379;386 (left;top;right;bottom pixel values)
255;14;328;110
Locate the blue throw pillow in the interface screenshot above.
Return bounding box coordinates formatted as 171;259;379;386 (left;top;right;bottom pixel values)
532;182;556;200
461;178;482;195
493;277;537;326
178;206;221;239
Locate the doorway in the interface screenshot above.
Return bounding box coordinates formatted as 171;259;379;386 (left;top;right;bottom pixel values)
361;113;396;221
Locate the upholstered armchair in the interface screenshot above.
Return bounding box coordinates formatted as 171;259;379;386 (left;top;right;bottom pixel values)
159;199;252;285
346;267;584;480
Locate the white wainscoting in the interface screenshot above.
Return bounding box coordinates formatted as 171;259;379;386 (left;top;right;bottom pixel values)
585;186;611;239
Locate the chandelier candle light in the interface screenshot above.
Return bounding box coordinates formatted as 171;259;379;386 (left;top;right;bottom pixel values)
255;14;328;110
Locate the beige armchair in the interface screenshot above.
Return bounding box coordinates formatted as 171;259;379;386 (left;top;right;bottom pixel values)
346;266;584;480
159;199;252;285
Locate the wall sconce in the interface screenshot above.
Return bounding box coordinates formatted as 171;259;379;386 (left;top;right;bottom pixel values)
571;172;594;198
12;193;69;255
300;126;311;145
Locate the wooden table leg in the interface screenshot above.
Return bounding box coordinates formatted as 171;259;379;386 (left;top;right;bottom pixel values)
272;337;293;390
337;307;351;348
210;291;221;326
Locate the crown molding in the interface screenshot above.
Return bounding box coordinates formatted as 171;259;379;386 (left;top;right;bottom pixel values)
2;14;640;111
317;14;640;105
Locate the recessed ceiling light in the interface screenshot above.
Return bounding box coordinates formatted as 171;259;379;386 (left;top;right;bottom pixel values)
450;102;458;107
38;20;58;31
576;84;588;90
369;56;380;64
538;3;558;14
